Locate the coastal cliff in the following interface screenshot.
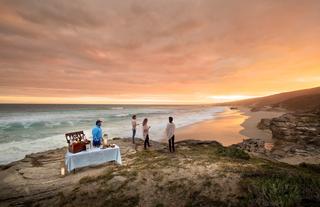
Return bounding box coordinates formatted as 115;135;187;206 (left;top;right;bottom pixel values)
1;138;319;207
268;110;320;145
253;110;320;164
229;87;320;165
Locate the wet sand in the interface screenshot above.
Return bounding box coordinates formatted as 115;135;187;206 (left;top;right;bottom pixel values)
239;108;285;143
175;107;284;146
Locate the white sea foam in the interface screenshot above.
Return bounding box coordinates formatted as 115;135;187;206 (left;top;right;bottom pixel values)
0;105;227;165
111;107;124;110
113;113;130;117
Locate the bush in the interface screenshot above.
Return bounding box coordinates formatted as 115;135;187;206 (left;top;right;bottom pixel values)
216;147;250;160
242;172;320;207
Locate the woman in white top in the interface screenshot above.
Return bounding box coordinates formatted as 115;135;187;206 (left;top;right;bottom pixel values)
142;118;151;149
166;117;176;152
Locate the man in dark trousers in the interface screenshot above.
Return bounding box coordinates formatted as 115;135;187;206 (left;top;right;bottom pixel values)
166;117;176;152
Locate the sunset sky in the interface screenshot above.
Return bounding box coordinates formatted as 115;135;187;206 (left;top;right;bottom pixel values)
0;0;319;104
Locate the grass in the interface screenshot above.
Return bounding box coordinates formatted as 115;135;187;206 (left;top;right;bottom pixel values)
129;149;180;170
165;179;192;194
216;146;250;160
72;140;319;207
175;142;250;163
103;194;140;207
298;162;320;174
78;166;140;206
240;167;320;207
185;191;228;207
79;168;114;184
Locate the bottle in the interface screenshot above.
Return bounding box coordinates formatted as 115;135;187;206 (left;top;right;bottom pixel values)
103;134;108;146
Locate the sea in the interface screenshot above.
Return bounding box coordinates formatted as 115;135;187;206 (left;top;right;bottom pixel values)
0;104;226;165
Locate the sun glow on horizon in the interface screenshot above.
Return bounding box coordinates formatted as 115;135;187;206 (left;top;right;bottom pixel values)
0;0;320;104
207;95;260;103
0;94;265;105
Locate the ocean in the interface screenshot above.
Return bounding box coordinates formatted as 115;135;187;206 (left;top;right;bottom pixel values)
0;104;226;165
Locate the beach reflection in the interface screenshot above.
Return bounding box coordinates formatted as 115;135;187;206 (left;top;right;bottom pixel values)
176;108;248;146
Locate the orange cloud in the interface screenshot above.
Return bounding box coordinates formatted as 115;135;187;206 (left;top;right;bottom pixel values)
0;0;319;104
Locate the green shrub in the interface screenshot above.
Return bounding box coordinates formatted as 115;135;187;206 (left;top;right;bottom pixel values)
242;172;320;207
216;147;250;160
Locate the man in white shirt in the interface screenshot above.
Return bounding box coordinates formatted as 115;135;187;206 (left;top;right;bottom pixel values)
131;115;139;144
166;117;176;152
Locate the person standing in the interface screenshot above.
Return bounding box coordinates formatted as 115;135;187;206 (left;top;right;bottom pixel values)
131;115;139;144
142;118;151;149
92;120;103;147
166;117;176;152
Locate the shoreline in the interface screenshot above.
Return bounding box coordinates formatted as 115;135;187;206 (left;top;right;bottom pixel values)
239;107;285;143
2;105;316;168
175;106;284;146
0;105;224;166
1;106;283;167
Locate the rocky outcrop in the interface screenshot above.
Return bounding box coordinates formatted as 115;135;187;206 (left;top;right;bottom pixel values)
234;139;267;154
247;110;320;164
257;118;271;130
234;138;320;165
269;111;320;145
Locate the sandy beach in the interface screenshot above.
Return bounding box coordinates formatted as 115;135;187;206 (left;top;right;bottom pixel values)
239;108;285;142
175;107;285;146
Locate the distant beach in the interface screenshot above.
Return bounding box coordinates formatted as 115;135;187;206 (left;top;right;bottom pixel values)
176;107;284;146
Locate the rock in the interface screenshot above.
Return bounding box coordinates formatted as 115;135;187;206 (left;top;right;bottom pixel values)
295;149;309;155
296;127;313;131
267;110;320;146
271;149;287;158
257;119;271;130
252;110;320;162
108;175;127;189
235;139;266;153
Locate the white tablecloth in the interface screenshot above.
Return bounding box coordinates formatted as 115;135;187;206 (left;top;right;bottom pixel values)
65;145;122;172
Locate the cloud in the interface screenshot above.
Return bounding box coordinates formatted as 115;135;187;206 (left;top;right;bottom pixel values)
0;0;320;103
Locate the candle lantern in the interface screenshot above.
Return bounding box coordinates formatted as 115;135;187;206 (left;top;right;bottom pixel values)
60;161;66;176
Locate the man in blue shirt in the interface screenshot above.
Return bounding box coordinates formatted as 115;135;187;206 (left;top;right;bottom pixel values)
92;120;103;147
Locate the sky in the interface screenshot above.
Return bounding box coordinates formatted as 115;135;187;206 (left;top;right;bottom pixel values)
0;0;319;104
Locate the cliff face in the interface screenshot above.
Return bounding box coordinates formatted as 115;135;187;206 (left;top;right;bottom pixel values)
253;110;320;164
1;138;320;207
264;110;320;146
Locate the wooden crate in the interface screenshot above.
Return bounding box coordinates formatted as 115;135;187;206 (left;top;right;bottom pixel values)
69;142;87;153
65;131;91;153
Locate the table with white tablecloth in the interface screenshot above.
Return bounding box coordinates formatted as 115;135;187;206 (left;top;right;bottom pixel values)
65;145;122;172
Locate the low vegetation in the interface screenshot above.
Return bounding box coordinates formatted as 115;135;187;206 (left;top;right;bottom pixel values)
62;140;320;207
216;146;250;160
242;174;320;206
